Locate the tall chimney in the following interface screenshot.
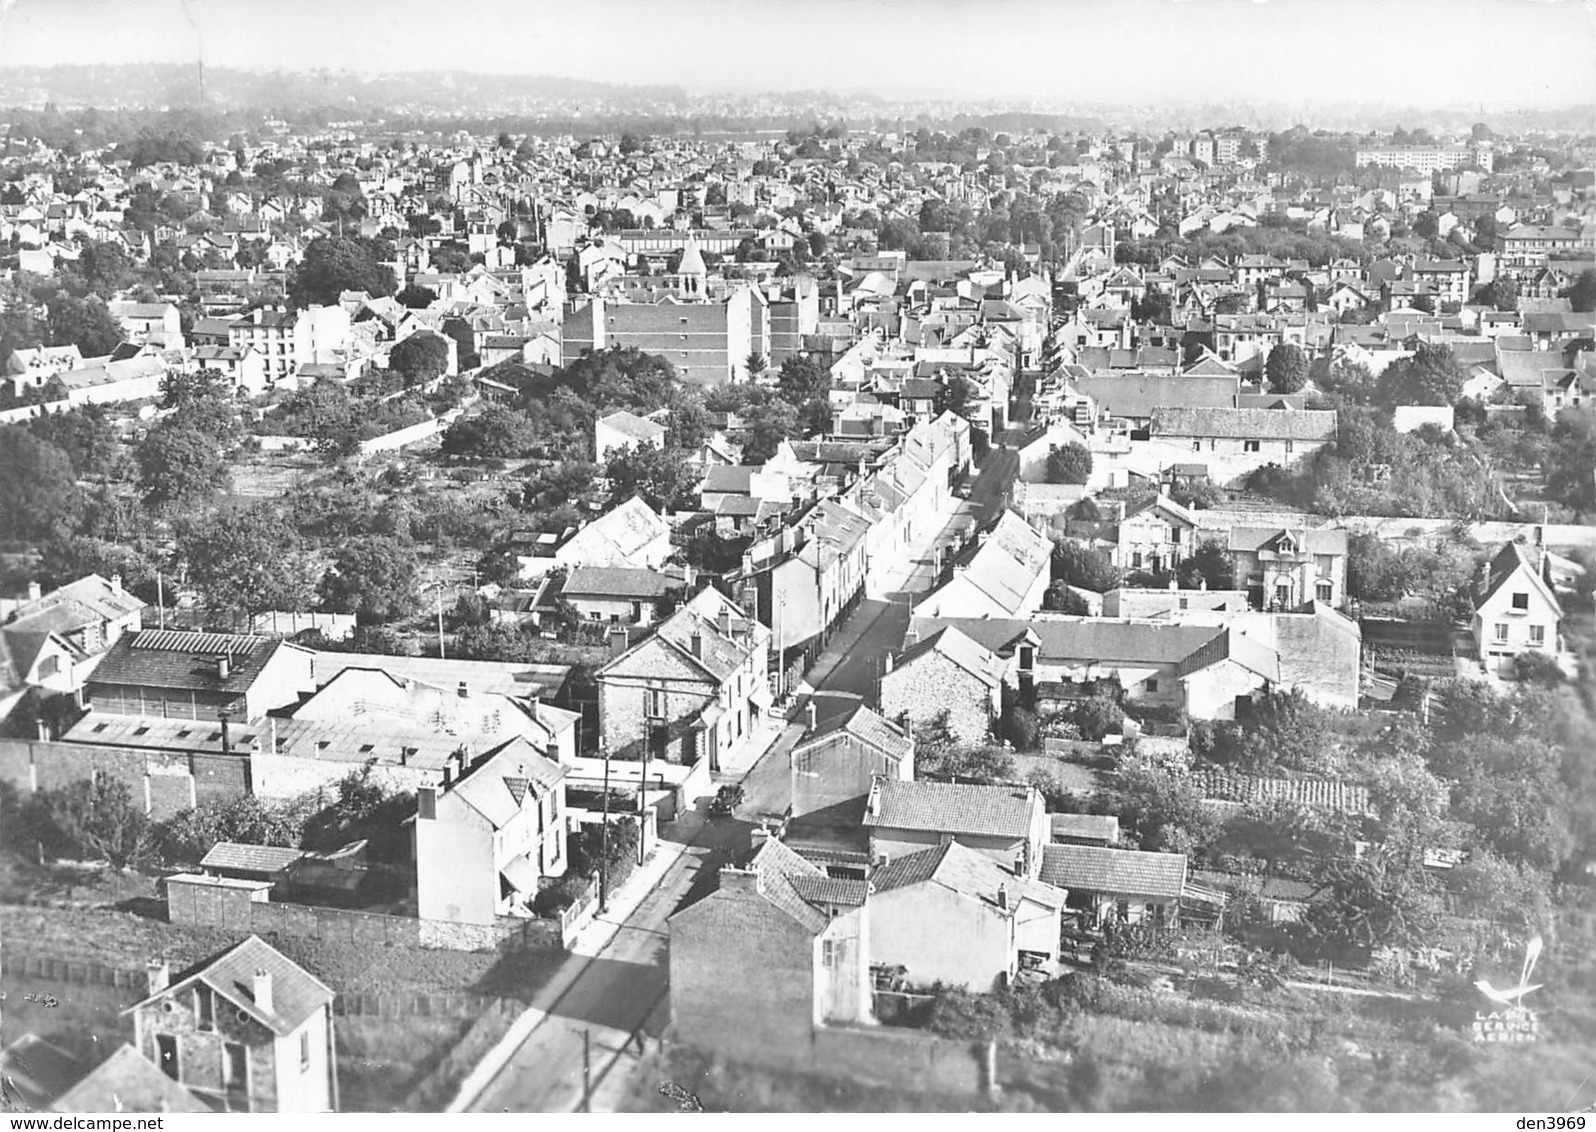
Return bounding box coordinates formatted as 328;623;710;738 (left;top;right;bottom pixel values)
147;960;170;996
252;970;273;1014
690;630;703;659
883;652;894;673
216;655;231;681
110;573;123;594
26;581;41;603
457;680;469;699
805;703;817;733
997;884;1009;911
717;608;731;637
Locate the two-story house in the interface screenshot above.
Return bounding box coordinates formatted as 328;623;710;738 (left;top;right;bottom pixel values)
1;575;147;691
862;777;1049;880
1225;526;1349;609
550;496;672;575
596;586;770;768
869;840;1067;990
125;936;336;1112
668;837;871;1068
1039;844;1195;929
878;626;1004;747
1149;407;1337;486
1115;492;1199;575
788;704;913;837
1472;541;1563;677
912;510;1053;620
414;735;569;925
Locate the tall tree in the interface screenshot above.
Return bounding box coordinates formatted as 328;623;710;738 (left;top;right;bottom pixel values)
389;331;450;386
136;419;229;510
319;536;422;625
288;236;397;308
0;426;81;540
1044;441;1093;484
1265;343;1309;393
175;504;319;628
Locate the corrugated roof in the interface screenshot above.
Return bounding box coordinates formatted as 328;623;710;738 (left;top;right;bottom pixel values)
1039;844;1187;899
1189;769;1371;814
865;778;1039;840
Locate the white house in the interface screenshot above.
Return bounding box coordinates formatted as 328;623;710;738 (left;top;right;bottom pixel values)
1472;541;1563;677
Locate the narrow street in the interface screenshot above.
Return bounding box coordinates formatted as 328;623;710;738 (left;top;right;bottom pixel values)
465;450;1020;1113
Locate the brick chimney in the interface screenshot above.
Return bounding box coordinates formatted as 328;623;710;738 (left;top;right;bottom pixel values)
252;970;273;1014
690;630;703;659
719;864;763;894
147;960;170;996
805;702;817;733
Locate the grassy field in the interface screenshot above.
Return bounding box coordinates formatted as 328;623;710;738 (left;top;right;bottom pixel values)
0;862;564;1111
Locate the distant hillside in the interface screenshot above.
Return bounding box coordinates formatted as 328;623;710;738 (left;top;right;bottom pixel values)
0;64;688;114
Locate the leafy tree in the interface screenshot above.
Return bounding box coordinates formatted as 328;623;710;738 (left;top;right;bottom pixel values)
159;366;228;410
45;294;123;356
1108;757;1219;855
175;504;319;628
1376;341;1466;407
604;443;698;512
745;352;768;379
389;331;450;386
1562;268;1596;313
1474;276;1519;311
157;794;310;864
739;397;800;463
319;536;422;624
775;354;828;405
1051;538;1119;592
24;777;153;868
1303;852;1441;954
1044;441;1093;485
73;241;131;298
396;283;438;309
137;419;229;510
25;405;121;480
1192;687;1335;775
1265;343;1309;393
441;403;536;459
1175;539;1236;590
0;427;81;540
288;235;396;308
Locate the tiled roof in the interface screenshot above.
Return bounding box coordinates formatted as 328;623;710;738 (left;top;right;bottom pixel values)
1226;526;1349;554
1074;375;1238;419
911;615;1223;668
199;842;305;875
562;566;677;600
50;1045;209;1114
789;874;870;907
945;511;1052;616
1151;406;1338;442
893;625;1002;688
129;935;334;1039
1051;814;1120;842
1189;769;1371;814
1039;844;1187;899
88;631;282;695
1477;541;1561;615
798;704;913;764
865;778;1039;840
599;409;668;442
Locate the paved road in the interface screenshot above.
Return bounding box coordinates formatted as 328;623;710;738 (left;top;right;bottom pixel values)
469;452;1023;1112
465;790;770;1112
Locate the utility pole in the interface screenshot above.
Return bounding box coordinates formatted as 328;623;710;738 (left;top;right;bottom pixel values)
638;732;650;866
599;748;611;913
581;1028;592;1112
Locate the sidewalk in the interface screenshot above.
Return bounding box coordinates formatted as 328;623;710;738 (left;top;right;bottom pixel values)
446;809;706;1113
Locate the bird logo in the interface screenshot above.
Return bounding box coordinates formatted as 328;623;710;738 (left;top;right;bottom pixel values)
1476;934;1544;1010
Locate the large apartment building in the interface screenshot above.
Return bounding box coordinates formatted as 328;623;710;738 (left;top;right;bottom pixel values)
1355;144;1493;175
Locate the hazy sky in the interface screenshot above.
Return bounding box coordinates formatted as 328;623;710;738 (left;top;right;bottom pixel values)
3;0;1594;108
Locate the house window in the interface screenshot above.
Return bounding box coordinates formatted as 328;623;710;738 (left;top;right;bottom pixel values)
1178;597;1189;610
224;1042;248;1089
1494;622;1509;643
821;939;836;968
196;985;215;1031
1243;440;1261;453
1132;552;1143;569
156;1034;179;1081
646;688;666;718
299;1030;311;1070
1316;582;1334;603
1146;678;1160;693
37;655;60;679
1284;441;1294;455
1512;592;1529;611
1192;440;1202;451
589;611;602;621
1275;584;1291;606
1529;625;1546;647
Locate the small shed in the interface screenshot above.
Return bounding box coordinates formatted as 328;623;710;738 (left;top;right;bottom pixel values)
199;841;306;882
